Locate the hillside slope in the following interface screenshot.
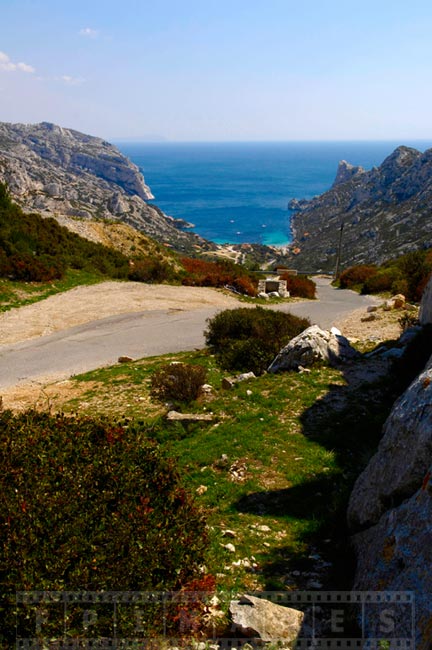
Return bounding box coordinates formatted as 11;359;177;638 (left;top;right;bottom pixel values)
288;146;432;272
0;121;214;254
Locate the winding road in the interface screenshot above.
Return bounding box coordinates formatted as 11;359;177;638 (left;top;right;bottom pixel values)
0;278;377;390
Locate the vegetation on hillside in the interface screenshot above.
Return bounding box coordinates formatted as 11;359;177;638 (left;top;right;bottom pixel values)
19;341;418;626
338;249;432;302
0;183;272;311
0;182;132;282
0;409;208;644
204;306;311;374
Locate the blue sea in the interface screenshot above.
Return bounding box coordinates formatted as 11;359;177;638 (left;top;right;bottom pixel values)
117;141;432;247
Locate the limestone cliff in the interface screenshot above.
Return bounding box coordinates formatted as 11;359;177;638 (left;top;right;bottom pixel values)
0;121;214;253
288;146;432;272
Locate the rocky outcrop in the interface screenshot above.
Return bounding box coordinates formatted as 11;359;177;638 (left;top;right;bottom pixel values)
419;278;432;325
0;121;214;253
347;354;432;531
229;594;304;644
331;160;366;188
288;145;432;272
268;325;359;373
347;277;432;647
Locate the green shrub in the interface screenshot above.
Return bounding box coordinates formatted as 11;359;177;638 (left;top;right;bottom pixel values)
338;265;377;289
279;273;316;298
362;268;402;295
151;362;207;403
128;258;178;283
7;252;66;281
205;306;310;374
0;410;208;643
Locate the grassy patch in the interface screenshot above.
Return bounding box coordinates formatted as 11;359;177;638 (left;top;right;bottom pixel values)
0;269;107;312
52;349;400;596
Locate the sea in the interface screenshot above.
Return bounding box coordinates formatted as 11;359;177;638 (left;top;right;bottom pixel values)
116;141;432;247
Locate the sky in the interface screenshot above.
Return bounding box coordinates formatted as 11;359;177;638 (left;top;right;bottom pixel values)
1;0;432;141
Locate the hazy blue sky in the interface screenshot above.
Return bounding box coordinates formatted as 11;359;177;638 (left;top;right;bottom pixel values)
1;0;432;141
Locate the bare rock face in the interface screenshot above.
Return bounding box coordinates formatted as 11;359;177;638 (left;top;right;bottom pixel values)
229;594;304;644
352;477;432;649
348;354;432;531
268;324;359;373
419;275;432;325
288;145;432;271
0;121;213;253
331;159;366;187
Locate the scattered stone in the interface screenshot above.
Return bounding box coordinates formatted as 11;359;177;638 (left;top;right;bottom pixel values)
268;291;280;298
268;324;360;373
222;529;237;538
196;485;208;495
200;383;213;394
256;525;271;533
246;389;253;396
166;411;214;422
229;594;304;644
222;377;237;390
367;305;378;313
223;543;236;553
222;371;256;390
298;365;311;374
361;313;380;322
229;460;247;482
257;292;269;300
118;355;133;363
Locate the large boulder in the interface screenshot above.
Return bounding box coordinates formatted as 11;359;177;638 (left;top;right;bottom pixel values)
229;594;304;644
268;325;359;373
352;477;432;649
347;353;432;531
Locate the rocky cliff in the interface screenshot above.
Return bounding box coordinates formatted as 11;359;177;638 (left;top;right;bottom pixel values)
288;146;432;272
347;277;432;647
0;121;213;253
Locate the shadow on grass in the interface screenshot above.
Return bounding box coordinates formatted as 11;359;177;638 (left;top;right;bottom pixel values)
234;350;414;592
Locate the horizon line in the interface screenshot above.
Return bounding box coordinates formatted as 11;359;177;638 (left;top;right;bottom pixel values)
111;138;432;145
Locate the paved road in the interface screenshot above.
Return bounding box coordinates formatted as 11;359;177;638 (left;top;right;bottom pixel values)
0;278;377;390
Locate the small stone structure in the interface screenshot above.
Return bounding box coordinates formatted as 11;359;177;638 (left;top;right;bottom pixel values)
257;278;288;297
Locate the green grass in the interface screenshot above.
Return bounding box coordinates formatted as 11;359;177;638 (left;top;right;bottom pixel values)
0;269;110;312
53;348;400;595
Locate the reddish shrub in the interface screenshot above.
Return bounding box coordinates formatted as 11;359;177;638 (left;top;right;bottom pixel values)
181;257;257;295
279;273;316;299
338;265;377;289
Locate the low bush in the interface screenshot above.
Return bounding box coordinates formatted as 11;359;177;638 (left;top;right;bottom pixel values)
151;362;207;403
343;250;432;303
128;257;178;283
205;306;310;374
0;410;208;644
338;265;377;290
7;252;66;281
181;257;257;296
362;267;402;295
280;273;316;298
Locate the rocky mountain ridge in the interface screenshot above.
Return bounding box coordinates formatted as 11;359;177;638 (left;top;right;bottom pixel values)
288;145;432;272
0;121;214;254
